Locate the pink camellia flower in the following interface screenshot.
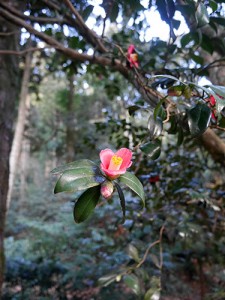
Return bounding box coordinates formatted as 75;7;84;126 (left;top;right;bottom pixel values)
209;95;216;106
100;181;114;200
100;148;132;179
127;44;139;68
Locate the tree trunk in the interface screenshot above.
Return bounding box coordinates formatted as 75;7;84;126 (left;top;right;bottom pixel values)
0;1;20;295
66;75;76;163
19;135;30;206
7;49;32;209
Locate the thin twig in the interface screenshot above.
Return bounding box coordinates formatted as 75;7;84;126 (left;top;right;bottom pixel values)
0;31;15;36
136;225;165;269
163;102;174;123
0;46;52;56
210;125;225;132
62;0;107;53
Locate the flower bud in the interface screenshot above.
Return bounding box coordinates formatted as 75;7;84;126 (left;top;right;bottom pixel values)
101;181;114;200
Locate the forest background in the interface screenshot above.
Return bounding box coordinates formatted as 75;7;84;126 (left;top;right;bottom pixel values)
1;0;225;299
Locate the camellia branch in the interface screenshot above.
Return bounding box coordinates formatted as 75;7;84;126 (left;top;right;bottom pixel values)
0;46;52;55
62;0;108;53
0;3;159;107
0;3;71;26
40;0;107;53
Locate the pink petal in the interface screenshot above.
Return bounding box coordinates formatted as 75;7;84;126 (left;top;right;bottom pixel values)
115;148;132;169
99;149;114;168
101;165;127;179
128;44;135;54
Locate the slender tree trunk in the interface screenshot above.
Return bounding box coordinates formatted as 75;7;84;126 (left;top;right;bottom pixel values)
66;75;76;162
19;135;30;206
7;49;32;209
0;2;20;295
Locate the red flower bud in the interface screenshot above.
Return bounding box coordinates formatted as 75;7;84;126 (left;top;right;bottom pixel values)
101;181;114;200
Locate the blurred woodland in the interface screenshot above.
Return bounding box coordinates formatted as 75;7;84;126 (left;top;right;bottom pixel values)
1;0;225;299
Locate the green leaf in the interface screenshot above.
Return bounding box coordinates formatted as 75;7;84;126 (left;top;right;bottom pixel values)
201;34;214;54
98;274;119;287
181;32;200;48
73;186;100;223
190;53;204;65
127;244;140;263
148;116;163;139
153;97;166;120
210;17;225;27
151;74;184;84
54;165;105;194
115;182;126;224
128;105;142;116
177;128;184;146
124;274;141;296
209;1;217;12
51;159;97;175
195;2;209;28
168;115;178;134
187;103;211;136
109;2;119;22
119;172;145;207
206;85;225;99
140;139;161;160
82;5;94;21
144;276;161;300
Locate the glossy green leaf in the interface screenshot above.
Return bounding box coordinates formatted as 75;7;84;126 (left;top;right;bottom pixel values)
124;274;141;296
210;17;225;26
151;74;184;84
128;105;142;116
98;274;119;287
140;139;161;160
177;128;184;146
115;182;126;224
119;172;145;207
54;165;105;194
51;159;97;175
153;97;166;120
187;103;211;136
109;2;119;22
168;115;178;134
201;34;214;54
195;2;209;27
190;53;204;65
181;32;200;48
209;1;217;12
127;244;140;263
206;85;225;99
82;5;94;21
73;186;100;223
148;116;163;139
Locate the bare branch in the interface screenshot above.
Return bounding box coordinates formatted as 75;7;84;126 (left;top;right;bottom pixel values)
0;2;72;26
0;46;52;56
0;31;15;36
62;0;108;53
136;225;165;269
0;4;159;107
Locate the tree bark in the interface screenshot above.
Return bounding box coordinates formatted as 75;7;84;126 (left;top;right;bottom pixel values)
0;1;20;295
66;75;76;163
7;48;32;209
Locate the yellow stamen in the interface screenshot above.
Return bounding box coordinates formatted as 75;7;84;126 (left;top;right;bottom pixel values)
109;155;123;171
130;53;138;62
